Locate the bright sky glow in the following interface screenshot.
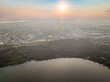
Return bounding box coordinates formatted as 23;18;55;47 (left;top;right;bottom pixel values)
59;3;67;11
0;0;110;19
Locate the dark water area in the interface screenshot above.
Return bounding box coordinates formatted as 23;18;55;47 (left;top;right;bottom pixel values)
0;58;110;82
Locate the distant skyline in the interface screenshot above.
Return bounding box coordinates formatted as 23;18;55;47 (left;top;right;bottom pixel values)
0;0;110;19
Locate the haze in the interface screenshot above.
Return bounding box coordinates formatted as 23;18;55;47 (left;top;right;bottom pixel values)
0;0;110;19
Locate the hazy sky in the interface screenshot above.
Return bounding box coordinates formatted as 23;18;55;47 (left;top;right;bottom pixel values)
0;0;110;19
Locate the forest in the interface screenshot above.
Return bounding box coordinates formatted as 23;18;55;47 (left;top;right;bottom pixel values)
0;38;110;68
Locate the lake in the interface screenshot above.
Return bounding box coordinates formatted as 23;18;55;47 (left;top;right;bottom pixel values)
0;58;110;82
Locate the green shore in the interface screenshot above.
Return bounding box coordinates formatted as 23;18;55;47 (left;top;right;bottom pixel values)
0;39;110;68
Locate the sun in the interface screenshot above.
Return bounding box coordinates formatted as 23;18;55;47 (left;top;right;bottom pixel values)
58;2;68;12
59;3;67;11
56;1;70;17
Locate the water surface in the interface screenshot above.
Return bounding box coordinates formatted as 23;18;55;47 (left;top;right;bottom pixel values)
0;58;110;82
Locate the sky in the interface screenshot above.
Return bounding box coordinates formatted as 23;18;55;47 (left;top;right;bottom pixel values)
0;0;110;19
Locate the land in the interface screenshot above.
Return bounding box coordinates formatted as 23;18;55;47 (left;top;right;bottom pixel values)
0;38;110;68
0;20;110;69
0;20;110;45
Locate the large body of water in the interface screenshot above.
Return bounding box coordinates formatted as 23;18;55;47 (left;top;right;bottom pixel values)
0;58;110;82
